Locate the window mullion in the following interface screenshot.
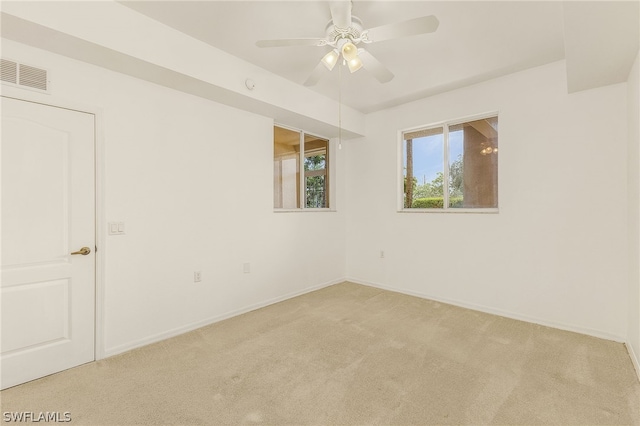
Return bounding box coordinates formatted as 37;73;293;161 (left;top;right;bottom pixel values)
399;113;498;212
443;125;450;209
305;169;326;177
299;130;305;209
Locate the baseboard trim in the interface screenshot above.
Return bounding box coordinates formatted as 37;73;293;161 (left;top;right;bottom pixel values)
103;277;629;361
626;342;640;383
346;277;625;343
103;277;344;358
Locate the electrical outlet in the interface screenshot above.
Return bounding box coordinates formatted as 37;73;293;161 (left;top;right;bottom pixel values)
243;262;251;274
194;271;202;282
380;250;385;258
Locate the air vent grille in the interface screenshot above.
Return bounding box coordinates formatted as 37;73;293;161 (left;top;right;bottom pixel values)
19;64;47;91
1;59;18;84
1;59;49;92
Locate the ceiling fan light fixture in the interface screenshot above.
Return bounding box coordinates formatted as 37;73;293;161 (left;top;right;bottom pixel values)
341;41;359;61
321;49;340;70
256;5;439;86
347;56;363;73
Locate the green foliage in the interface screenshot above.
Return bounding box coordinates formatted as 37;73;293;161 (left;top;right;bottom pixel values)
449;154;464;198
412;197;463;208
413;172;444;199
305;155;326;208
449;197;463;208
306;176;325;208
403;175;418;208
412;197;443;208
304;155;325;171
404;154;464;206
404;176;418;192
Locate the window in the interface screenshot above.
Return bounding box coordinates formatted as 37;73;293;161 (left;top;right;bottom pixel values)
273;126;330;209
401;115;498;211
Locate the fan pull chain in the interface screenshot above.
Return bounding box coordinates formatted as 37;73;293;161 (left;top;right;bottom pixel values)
338;60;342;150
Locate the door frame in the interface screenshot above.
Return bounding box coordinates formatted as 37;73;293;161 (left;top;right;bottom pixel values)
2;86;106;361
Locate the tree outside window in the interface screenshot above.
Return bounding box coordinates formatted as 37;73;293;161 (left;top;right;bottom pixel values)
274;126;330;210
402;115;498;210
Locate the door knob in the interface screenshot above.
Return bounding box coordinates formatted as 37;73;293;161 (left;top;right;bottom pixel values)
71;247;91;256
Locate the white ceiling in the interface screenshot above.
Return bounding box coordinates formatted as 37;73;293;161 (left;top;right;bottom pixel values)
120;1;570;113
2;1;637;125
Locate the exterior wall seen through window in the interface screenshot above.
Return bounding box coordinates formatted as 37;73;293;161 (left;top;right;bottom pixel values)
274;126;329;210
402;115;498;211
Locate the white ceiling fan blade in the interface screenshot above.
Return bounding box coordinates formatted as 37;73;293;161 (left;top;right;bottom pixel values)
256;38;325;48
359;50;394;83
303;61;327;87
365;15;439;43
329;0;352;29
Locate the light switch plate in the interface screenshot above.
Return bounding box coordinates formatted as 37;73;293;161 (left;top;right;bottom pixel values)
108;222;125;235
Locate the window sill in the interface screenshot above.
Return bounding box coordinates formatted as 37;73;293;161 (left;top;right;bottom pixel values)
398;208;499;214
274;208;337;213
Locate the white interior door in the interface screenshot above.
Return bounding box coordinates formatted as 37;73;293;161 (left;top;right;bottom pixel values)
1;96;95;390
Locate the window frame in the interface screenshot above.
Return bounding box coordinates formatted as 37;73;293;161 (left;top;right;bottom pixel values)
397;112;499;214
273;123;335;212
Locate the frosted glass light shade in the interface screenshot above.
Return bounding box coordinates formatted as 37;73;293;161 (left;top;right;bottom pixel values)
321;50;339;71
347;57;363;73
341;42;358;61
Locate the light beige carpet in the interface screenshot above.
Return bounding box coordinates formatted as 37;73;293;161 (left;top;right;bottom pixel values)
1;282;639;425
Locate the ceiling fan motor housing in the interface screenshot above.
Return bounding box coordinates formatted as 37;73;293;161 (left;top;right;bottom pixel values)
255;3;439;85
325;16;364;45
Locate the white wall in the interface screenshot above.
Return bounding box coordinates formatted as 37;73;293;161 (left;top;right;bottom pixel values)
2;39;347;356
3;37;636;362
1;2;365;139
628;50;640;375
345;61;629;340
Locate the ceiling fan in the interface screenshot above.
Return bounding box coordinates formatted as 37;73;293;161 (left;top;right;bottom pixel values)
255;1;439;86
